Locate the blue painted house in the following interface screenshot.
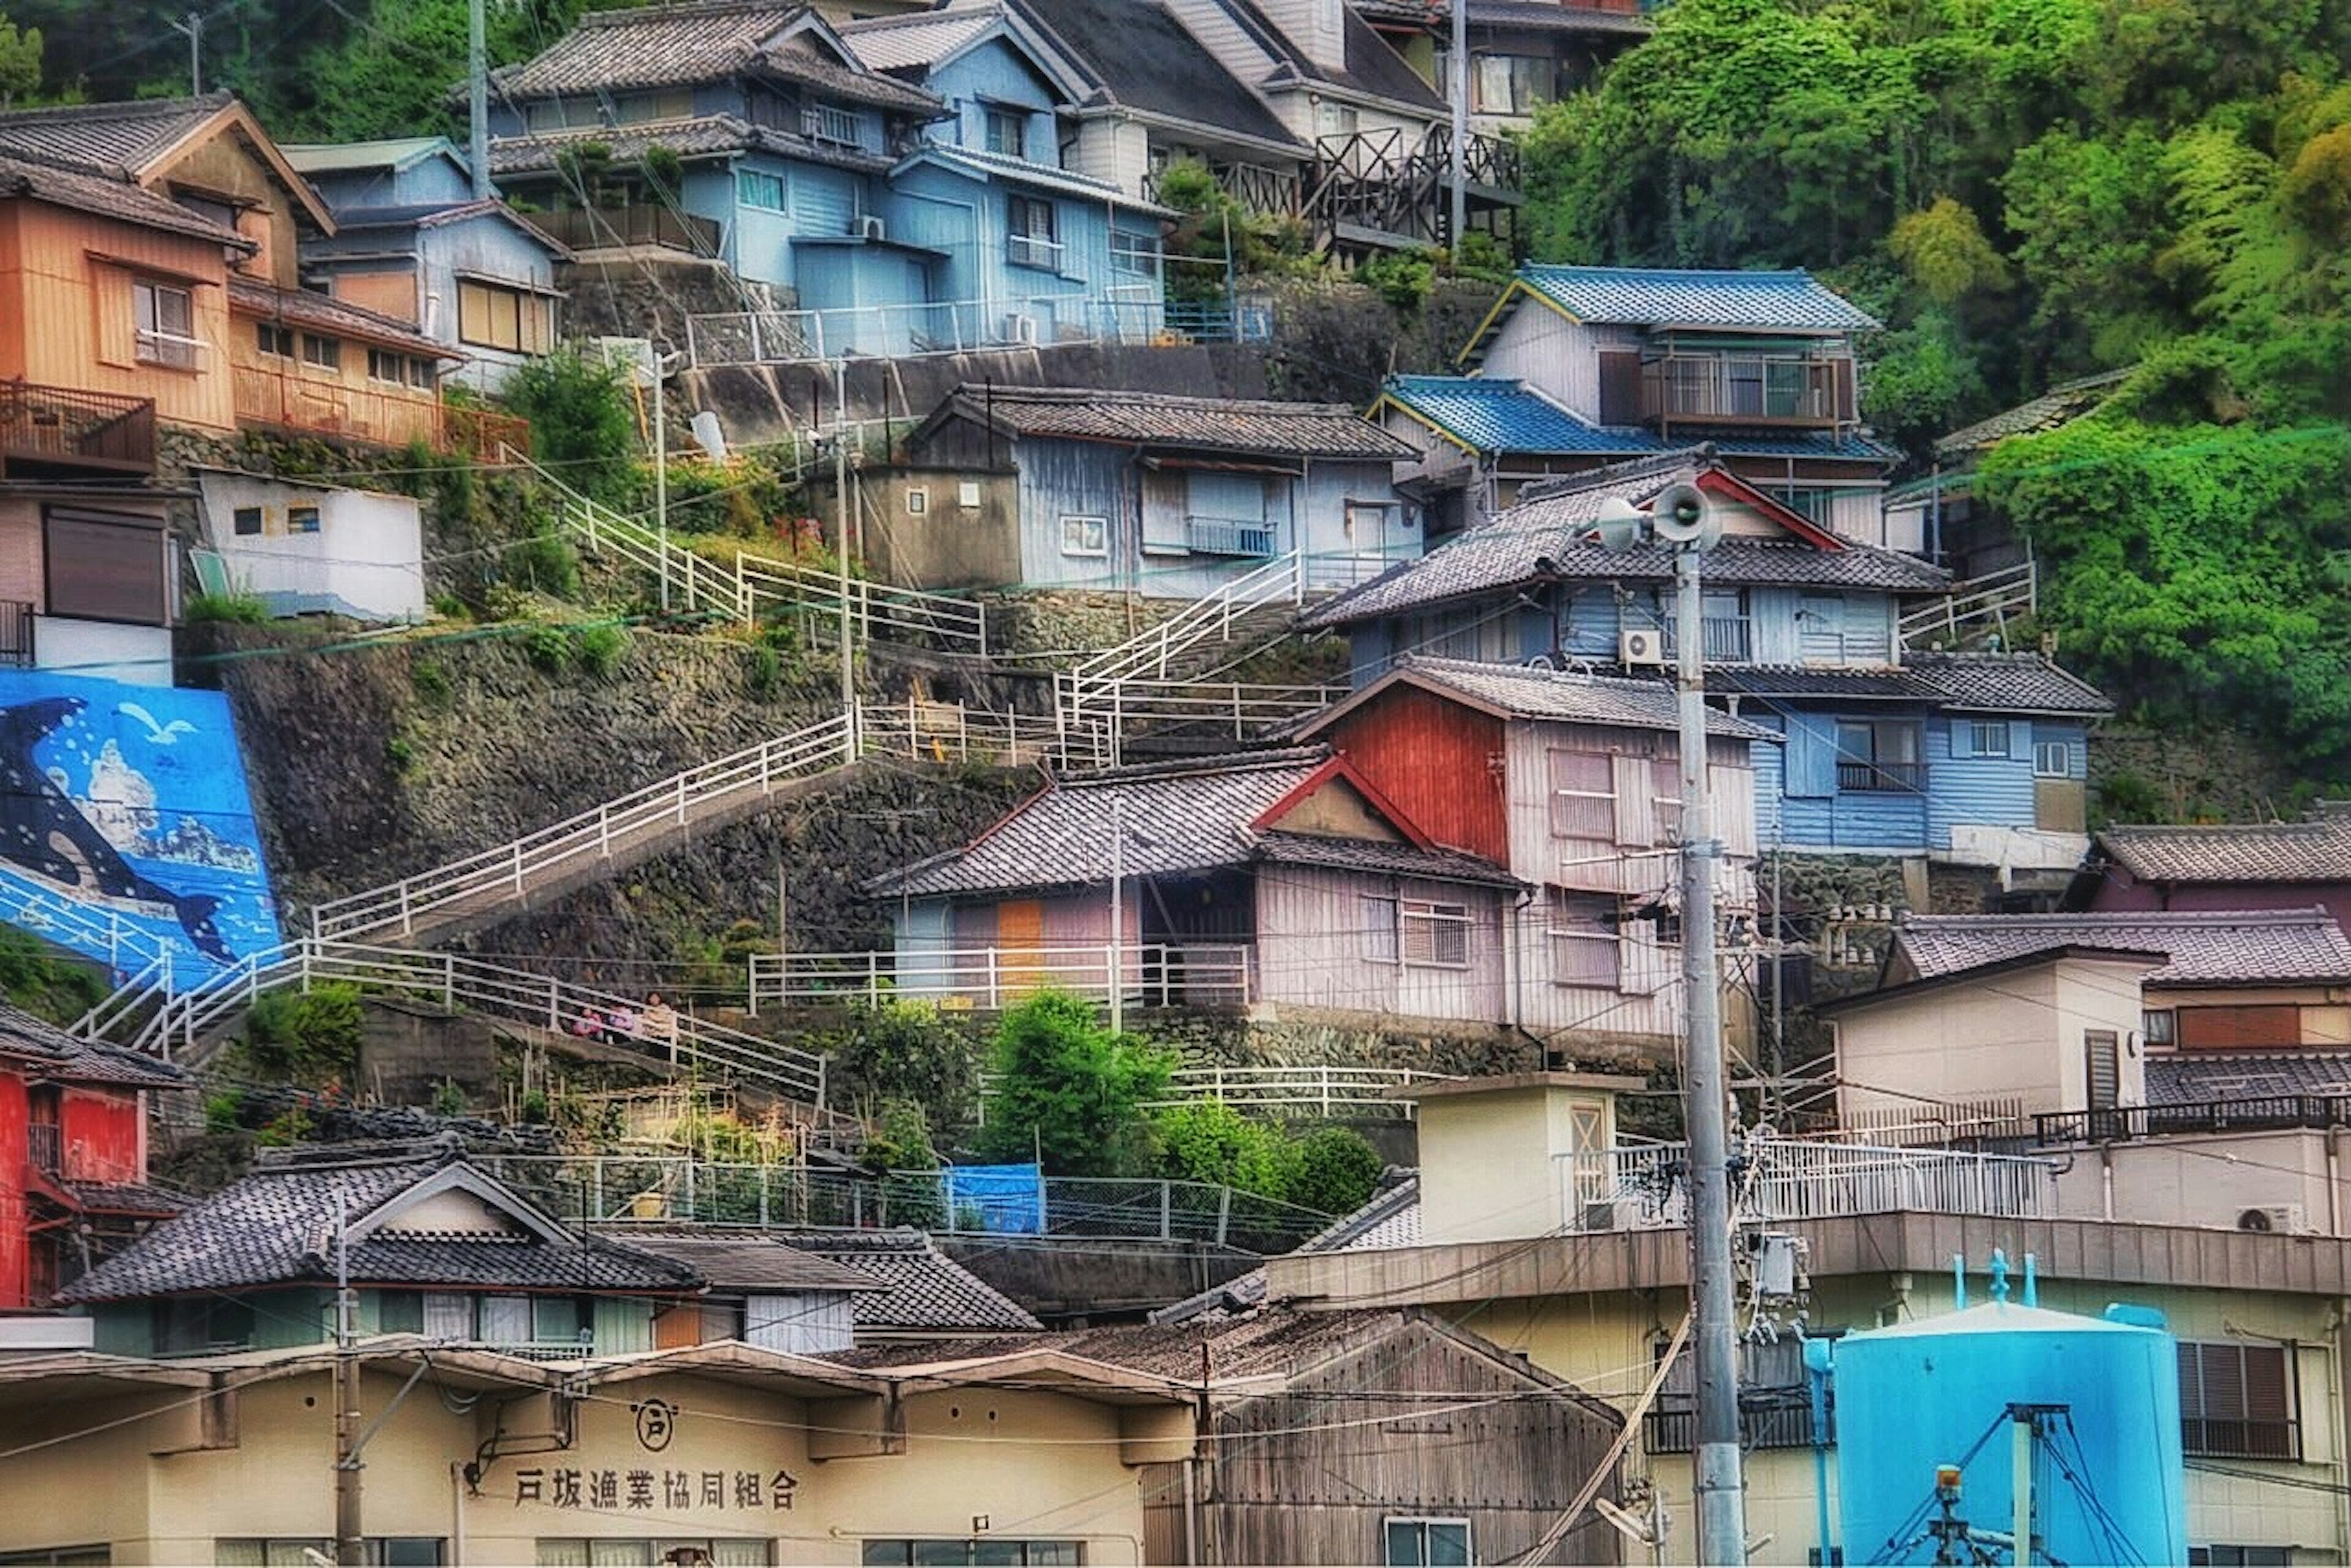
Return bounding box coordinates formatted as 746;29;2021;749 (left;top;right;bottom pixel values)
1370;266;1902;546
1301;450;2111;874
283;138;568;391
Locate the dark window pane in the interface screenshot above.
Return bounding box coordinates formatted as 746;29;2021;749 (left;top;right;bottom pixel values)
45;509;167;624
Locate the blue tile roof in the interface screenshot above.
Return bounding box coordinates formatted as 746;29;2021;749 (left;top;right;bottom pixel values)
1381;376;1898;463
1513;266;1881;332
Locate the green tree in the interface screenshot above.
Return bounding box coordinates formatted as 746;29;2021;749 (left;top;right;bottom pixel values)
1284;1126;1386;1217
1154;1100;1297;1199
0;12;40;107
978;991;1172;1176
500;347;636;502
823;997;981;1145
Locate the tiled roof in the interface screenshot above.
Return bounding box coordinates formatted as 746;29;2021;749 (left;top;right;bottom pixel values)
2093;813;2351;885
1302;454;1946;626
1358;656;1775;740
828;1304;1432;1382
61;1179;190;1217
229;277;450;357
0;92;234;177
1935;369;2133;460
490;116;826;178
1152;1173;1421;1325
996;0;1307;151
1512;265;1880;332
2147;1051;2351;1107
839;9;999;72
1380;376;1898;464
1894;908;2351;989
940;385;1415;459
762;1227;1041;1332
56;1145;697;1304
0;999;186;1089
0;151;251;246
568;1231;880;1293
492;2;942;113
1709;656;2112;718
1254;828;1522;887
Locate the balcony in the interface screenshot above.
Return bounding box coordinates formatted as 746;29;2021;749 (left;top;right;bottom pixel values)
0;381;157;478
26;1123;58;1177
1837;759;1926;792
801;103;865;149
1185;514;1277;557
522;204;720;256
1557;1137;2059;1232
1638;351;1851;433
1661;615;1752;663
233;366;528;460
2036;1095;2351;1145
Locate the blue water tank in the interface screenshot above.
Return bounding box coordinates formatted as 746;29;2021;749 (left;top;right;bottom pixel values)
1829;1300;2186;1565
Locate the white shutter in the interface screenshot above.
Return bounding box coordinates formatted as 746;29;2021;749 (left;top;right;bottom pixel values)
478;1294;531;1346
1611;754;1656;847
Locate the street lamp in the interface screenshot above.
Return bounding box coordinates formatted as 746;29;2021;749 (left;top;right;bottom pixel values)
1595;481;1747;1566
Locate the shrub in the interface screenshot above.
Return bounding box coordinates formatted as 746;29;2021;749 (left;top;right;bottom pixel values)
823;997;980;1145
506;526;581;598
978;991;1172;1176
522;622;573;673
748;643;781;696
1155;1099;1296;1200
574;623;630;678
203;1090;246;1135
500;347;635;501
520;1088;551;1125
1284;1126;1385;1216
243;983;365;1081
186;591;269;625
430;1078;467;1117
410;656;452;707
861;1100;944;1174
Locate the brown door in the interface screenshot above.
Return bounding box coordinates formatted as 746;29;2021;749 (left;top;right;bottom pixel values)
652;1301;702;1350
997;899;1046;996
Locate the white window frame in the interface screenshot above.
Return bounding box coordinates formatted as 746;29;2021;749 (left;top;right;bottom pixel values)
132;278;200;369
736;167;787;211
2143;1008;2176;1048
1960;719;2011;759
2033;738;2071;778
906;487;929;516
300;332;341;371
1384;1516;1472;1567
1059;514;1107;558
983;105;1029;160
1400;899;1471;970
1360;895;1398;965
1548;748;1616;842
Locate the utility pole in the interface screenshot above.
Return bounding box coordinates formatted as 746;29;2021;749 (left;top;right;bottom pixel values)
651;345;670;614
834;358;854;719
1447;0;1468;250
334;1198;362;1566
467;0;491;201
1108;795;1125;1033
169;12;204;96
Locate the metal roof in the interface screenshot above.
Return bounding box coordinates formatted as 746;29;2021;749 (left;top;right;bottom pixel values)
934;384;1416;460
2094;812;2351;885
281;137;461;175
898;144;1176;214
992;0;1308;151
1894;908;2351;989
1510;265;1880;331
1711;656;2111;718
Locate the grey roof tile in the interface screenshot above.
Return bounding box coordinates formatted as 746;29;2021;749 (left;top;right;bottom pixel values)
839;9;1000;72
999;0;1305;149
828;1304;1436;1381
1254;828;1521;887
60;1179;190;1216
230;277;449;357
1365;656;1775;740
1153;1173;1419;1325
0;999;186;1089
491;1;942;113
609;1231;885;1293
1714;655;2112;717
761;1227;1041;1332
1895;908;2351;988
940;384;1415;459
2094;812;2351;885
2147;1051;2351;1107
0;93;236;177
0;151;250;246
1935;369;2134;460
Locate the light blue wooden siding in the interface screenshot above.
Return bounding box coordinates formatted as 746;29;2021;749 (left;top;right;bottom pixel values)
1349;620;1393;681
421;213;561;389
793;165;863;244
1017;437;1133;590
926;35;1059;150
1746;704;1930;852
1926;715;2034;848
1749;709;1785;842
894;898;952;975
702;159;800;289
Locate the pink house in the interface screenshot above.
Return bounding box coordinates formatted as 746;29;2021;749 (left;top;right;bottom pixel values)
2066;805;2351;934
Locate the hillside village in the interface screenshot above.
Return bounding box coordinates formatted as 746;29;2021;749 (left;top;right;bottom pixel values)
0;0;2344;1561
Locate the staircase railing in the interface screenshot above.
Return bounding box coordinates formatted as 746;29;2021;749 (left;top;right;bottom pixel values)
503;446;989;655
1900;560;2037;649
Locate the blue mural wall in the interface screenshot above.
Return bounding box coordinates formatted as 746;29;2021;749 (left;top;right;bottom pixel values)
0;672;279;975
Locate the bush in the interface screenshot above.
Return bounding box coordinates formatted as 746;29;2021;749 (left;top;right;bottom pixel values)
505;526;581;598
522;622;573;673
574;623;630;678
0;925;103;1024
186;591;269;625
203;1090;246;1135
748;643;781;696
409;656;452;707
243;983;365;1082
1155;1099;1297;1200
823;997;980;1145
1284;1126;1385;1216
978;991;1172;1176
430;1078;467;1117
501;347;636;501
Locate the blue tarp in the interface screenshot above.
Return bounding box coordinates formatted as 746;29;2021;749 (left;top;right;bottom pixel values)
942;1163;1044;1234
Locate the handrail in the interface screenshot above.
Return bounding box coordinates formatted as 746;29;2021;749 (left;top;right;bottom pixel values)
749;940;1251;1011
1899;560;2037;649
1557;1136;2059;1233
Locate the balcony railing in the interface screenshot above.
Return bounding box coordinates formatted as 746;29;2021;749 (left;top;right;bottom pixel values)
1185;515;1277;557
748;943;1253;1011
1007;233;1064;270
684;290;1179;366
0;380;157;476
523;204;721;256
1837;760;1926;793
26;1123;59;1176
1640;353;1849;431
2036;1095;2351;1145
1558;1137;2059;1232
1662;615;1752;663
802;104;865;149
233;366;528;459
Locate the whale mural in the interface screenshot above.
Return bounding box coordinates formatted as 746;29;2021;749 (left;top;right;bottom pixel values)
0;672;279;975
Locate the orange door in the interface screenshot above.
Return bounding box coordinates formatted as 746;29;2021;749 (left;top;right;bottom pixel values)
997;899;1045;996
652;1302;700;1350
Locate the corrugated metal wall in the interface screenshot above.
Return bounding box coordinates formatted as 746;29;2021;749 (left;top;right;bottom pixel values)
1254;864;1509;1023
1325;685;1509;860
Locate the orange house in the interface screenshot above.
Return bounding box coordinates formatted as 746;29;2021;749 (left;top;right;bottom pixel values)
0;94;522;457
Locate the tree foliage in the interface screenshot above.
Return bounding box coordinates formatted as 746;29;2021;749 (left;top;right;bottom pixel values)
978;992;1173;1177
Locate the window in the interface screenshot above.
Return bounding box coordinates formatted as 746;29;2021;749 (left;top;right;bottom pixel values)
984;106;1029;160
367;347;410;384
217;1544;444;1567
2143;1008;2177;1048
1468;51;1555;114
1008;196;1060;269
1959;720;2011;759
478;1294;534;1346
1548;749;1615;840
1383;1519;1470;1567
1059;515;1106;557
906;489;928;516
46;508;167;626
376;1291;424;1334
457;280;552;354
1400;899;1470;968
1548;894;1618;988
2179;1340;2298;1459
132;279;198;369
861;1545;1079;1567
2189;1550;2292;1567
154;1296;255;1355
288;505;320;535
1110;230;1160;278
1360;895;1398;964
1834;720;1924;792
2034;738;2072;778
232;506;263;537
301;332;342;370
737;168;787;211
1651;1332;1831;1454
1769;487;1834;525
409;356;435;389
256;321;294;358
535;1544;770;1567
2085;1029;2120;1112
0;1548;111;1565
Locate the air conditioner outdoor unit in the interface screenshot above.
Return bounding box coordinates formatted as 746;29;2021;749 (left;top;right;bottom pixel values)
1619;628;1665;666
856;214;888;242
1003;312;1039;345
2238;1204;2311;1234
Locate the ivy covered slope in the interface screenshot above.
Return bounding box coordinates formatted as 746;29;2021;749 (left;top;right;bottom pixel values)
1523;0;2351;784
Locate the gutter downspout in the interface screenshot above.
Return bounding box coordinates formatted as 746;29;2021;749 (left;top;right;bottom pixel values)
451;1461;468;1566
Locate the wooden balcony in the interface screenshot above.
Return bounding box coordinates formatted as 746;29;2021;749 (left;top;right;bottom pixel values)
523;204;721;256
233;366;529;459
1638;351;1853;433
0;381;157;478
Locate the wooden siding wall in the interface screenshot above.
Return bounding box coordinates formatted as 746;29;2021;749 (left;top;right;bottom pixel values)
1479;310;1641;421
1503;721;1758;895
0;1067;26;1309
1553;584;1899;669
744;1292;855;1355
153;129;307;288
1324;685;1510;861
1139;1319;1625;1566
1749;711;2085;853
0;203;239;430
1254;865;1510;1023
60;1086;142;1186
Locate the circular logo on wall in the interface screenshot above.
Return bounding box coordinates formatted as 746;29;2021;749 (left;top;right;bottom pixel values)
635;1397;678;1452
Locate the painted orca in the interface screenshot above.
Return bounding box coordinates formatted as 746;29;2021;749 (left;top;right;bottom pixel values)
0;696;234;962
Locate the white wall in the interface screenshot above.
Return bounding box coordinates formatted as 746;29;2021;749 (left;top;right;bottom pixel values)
197;471;426;623
36;618;173;687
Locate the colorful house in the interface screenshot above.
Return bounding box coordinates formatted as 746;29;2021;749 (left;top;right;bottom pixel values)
2067;804;2351;934
1372;265;1900;541
282;137;569;391
1302;450;2111;875
1354;0;1652;133
0;1002;185;1310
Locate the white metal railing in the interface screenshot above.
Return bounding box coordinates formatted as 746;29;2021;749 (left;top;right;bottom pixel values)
1070;678;1345;745
748;942;1251;1011
1900;560;2038;649
802;105;865;148
110;938;828;1102
0;871;176;982
1556;1136;2060;1233
683;292;1166;367
503;445;991;655
1185;515;1277;557
1142;1063;1452;1119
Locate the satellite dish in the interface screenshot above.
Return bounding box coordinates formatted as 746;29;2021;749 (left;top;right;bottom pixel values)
689;410;730;464
1650;481;1721;549
1592;495;1645;555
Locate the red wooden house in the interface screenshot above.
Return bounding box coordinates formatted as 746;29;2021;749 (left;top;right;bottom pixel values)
0;1002;184;1308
